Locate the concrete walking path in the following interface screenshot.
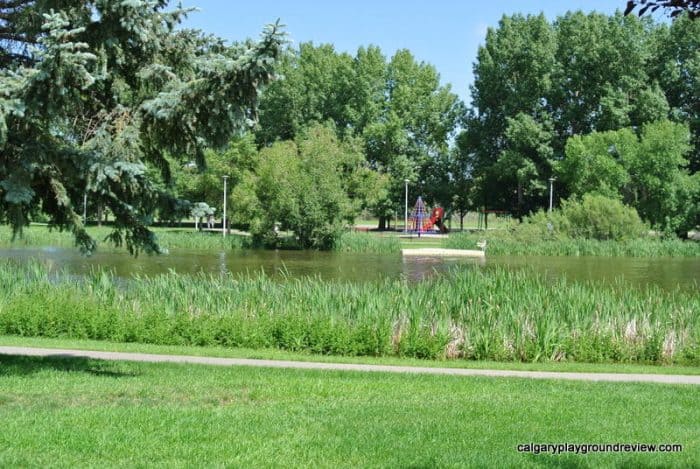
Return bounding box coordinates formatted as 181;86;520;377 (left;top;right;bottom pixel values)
1;346;698;385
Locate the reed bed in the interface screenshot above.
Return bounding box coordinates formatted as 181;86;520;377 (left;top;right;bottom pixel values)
335;232;402;254
446;232;700;257
0;261;697;365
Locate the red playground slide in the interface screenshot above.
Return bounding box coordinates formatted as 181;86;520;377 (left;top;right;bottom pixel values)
422;207;449;233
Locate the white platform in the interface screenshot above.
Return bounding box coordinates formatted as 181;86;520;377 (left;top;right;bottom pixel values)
401;248;485;258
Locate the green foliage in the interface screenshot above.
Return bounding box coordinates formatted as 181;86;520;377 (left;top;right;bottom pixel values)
1;261;698;364
651;14;700;170
335;232;401;254
558;120;697;234
466;13;556;211
559;129;635;198
172;133;258;216
235;124;362;249
629;120;694;233
464;10;699;235
557;194;648;241
446;231;699;257
256;43;463;228
493;195;647;243
493;113;554;217
0;1;285;254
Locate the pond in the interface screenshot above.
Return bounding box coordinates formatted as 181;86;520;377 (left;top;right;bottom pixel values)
0;246;698;292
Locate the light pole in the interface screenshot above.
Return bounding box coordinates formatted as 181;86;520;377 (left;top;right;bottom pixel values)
222;175;228;238
548;177;555;213
404;179;409;232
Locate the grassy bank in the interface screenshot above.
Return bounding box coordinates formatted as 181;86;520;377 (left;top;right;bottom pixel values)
335;231;402;253
0;225;249;251
1;261;697;365
3;225;698;257
446;231;700;257
338;231;700;256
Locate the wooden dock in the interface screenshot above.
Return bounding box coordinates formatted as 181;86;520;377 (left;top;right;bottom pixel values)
401;248;485;258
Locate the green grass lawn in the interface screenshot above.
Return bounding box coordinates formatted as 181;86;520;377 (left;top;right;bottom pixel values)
0;353;696;468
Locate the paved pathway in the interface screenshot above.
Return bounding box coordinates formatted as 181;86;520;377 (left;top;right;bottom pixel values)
1;346;698;385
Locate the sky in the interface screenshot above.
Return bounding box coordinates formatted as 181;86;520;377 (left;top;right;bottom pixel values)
176;1;630;103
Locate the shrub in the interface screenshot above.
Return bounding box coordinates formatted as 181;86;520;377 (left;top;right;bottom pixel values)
557;194;647;241
504;194;647;242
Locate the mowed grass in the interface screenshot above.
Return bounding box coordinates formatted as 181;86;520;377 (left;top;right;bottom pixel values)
0;354;697;468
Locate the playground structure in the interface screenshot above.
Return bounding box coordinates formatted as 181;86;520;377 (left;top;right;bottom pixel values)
408;197;449;234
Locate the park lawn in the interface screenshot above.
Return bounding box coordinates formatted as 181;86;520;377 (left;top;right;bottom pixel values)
0;354;697;468
2;335;700;376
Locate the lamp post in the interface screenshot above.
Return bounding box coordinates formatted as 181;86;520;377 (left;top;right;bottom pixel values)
548;177;555;214
404;179;409;232
83;192;87;225
222;175;228;238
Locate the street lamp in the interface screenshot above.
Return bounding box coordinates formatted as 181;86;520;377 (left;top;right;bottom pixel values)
222;175;229;238
404;179;409;232
83;192;87;225
548;177;556;213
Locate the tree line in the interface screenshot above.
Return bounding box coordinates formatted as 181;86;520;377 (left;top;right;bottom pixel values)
178;10;698;241
1;2;698;251
461;11;699;236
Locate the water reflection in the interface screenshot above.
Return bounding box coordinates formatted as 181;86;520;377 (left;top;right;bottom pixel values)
402;255;483;282
219;250;228;276
0;247;697;292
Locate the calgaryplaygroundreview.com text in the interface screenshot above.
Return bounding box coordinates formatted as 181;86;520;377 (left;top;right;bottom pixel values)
517;442;683;455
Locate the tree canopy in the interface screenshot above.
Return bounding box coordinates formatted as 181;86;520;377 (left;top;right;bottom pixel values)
233;124;368;248
0;0;285;254
2;3;698;250
460;10;699;232
256;43;463;229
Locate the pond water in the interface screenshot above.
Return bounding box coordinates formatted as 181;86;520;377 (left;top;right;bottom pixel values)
0;246;698;292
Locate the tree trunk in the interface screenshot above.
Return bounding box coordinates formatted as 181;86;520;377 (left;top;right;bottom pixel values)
516;182;524;222
96;203;103;227
459;211;465;231
377;216;387;231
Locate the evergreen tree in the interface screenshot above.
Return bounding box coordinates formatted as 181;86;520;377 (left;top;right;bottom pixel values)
0;0;285;254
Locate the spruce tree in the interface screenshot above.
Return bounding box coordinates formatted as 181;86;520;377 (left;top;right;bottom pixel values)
0;0;285;254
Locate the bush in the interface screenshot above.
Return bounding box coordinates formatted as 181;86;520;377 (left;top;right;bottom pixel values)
236;125;359;250
557;194;647;241
506;194;647;242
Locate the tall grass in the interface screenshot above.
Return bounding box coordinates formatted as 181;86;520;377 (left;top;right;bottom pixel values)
335;232;401;254
446;232;700;257
4;225;698;257
0;260;697;365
